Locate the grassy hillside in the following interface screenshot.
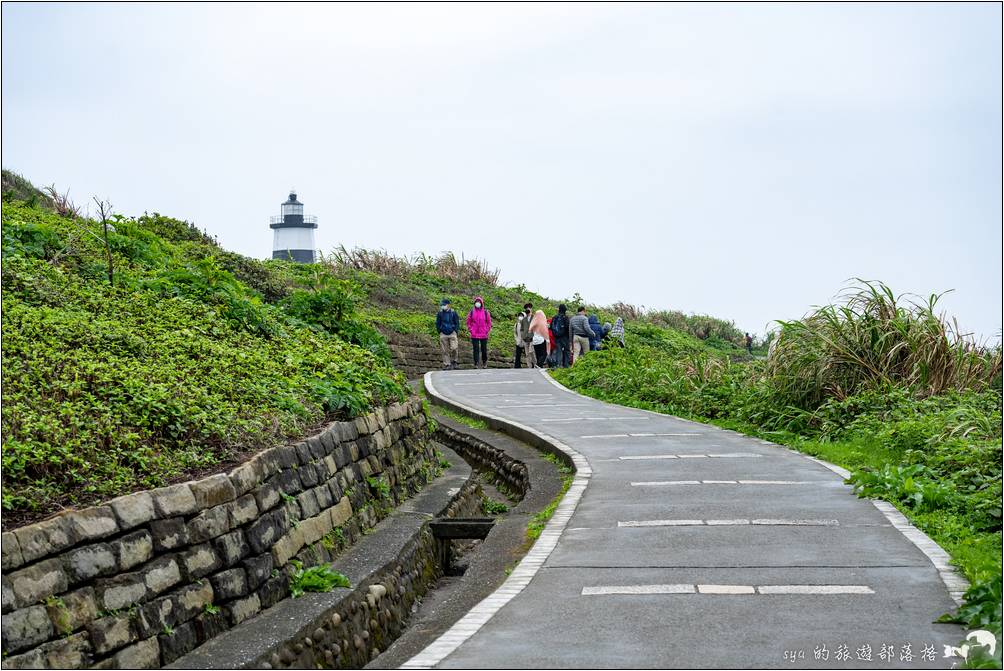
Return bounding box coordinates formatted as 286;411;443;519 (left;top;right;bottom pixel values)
323;246;762;361
553;282;1002;655
1;175;406;525
1;173;756;524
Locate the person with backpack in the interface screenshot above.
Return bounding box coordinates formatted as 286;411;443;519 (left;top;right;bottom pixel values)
569;306;595;364
545;316;559;367
466;296;492;369
549;304;572;368
435;298;460;369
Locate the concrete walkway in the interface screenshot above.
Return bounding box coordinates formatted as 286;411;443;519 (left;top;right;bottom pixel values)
405;369;966;669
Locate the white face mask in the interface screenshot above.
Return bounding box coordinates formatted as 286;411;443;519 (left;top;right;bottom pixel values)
441;305;449;311
475;302;482;309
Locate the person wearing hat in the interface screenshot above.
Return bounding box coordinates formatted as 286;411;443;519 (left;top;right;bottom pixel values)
436;298;460;370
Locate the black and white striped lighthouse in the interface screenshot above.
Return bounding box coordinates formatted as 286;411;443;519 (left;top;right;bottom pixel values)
270;190;317;263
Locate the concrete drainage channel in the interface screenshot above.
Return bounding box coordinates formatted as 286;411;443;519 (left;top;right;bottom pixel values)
170;411;564;669
369;416;565;669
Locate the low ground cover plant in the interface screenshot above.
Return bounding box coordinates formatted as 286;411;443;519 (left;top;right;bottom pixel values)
288;560;350;597
1;183;406;523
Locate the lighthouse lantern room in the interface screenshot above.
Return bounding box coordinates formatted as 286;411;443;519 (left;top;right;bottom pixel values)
270;190;318;263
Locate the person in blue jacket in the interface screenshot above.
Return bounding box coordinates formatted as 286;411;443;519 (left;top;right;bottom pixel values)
436;298;460;369
587;314;608;351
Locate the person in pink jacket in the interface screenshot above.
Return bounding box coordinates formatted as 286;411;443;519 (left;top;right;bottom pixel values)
466;296;492;368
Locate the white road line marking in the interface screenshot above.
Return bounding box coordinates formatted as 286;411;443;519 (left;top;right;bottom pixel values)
618;519;839;527
494;403;589;408
472;393;554;397
455;381;535;385
582;584;694;595
708;453;763;458
631;480;820;486
618;453;760;460
580;432;699;439
618;519;705;527
698;584;756;594
678;454;708;458
542;417;649;422
752;518;839;526
582;584;874;597
651;432;701;436
757;585;875;595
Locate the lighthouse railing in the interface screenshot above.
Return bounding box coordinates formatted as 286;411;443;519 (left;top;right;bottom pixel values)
269;215;318;225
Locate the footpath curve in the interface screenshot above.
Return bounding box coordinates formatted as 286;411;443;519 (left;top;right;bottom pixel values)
406;368;966;669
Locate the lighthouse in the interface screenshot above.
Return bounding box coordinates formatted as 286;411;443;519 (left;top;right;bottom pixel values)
270;190;318;263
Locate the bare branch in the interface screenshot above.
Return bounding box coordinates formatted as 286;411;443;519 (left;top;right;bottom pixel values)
43;184;81;218
92;196;115;287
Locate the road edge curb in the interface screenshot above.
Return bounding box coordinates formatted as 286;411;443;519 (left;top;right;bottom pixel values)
401;372;592;669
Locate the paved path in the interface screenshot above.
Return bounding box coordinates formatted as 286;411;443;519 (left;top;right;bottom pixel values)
406;369;966;669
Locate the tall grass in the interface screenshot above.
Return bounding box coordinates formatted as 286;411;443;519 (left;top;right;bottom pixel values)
602;301;749;346
768;281;1002;410
328;245;501;285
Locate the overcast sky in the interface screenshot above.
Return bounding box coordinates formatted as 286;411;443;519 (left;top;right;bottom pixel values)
3;3;1001;339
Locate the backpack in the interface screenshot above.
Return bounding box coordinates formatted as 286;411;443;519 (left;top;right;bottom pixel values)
550;314;568;338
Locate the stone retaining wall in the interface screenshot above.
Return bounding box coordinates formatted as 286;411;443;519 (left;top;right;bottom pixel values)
1;399;437;669
252;479;483;669
379;329;510;379
432;423;529;500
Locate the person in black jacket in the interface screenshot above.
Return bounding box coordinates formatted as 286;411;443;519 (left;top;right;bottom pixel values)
549;304;572;368
436;298;460;369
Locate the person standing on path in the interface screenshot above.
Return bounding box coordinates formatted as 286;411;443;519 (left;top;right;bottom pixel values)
569;306;595;364
529;309;550;367
550;304;572;368
745;332;753;354
513;310;528;368
435;299;460;369
466;296;492;369
609;317;625;347
517;303;536;368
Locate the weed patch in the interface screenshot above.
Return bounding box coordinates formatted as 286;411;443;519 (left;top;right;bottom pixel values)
288;560;350;598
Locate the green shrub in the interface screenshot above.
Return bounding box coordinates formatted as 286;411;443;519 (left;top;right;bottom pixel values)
847;464;954;512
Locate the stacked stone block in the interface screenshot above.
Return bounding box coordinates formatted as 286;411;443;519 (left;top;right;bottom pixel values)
378;329;510;379
433;423;530;499
1;399;435;669
256;479;483;669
